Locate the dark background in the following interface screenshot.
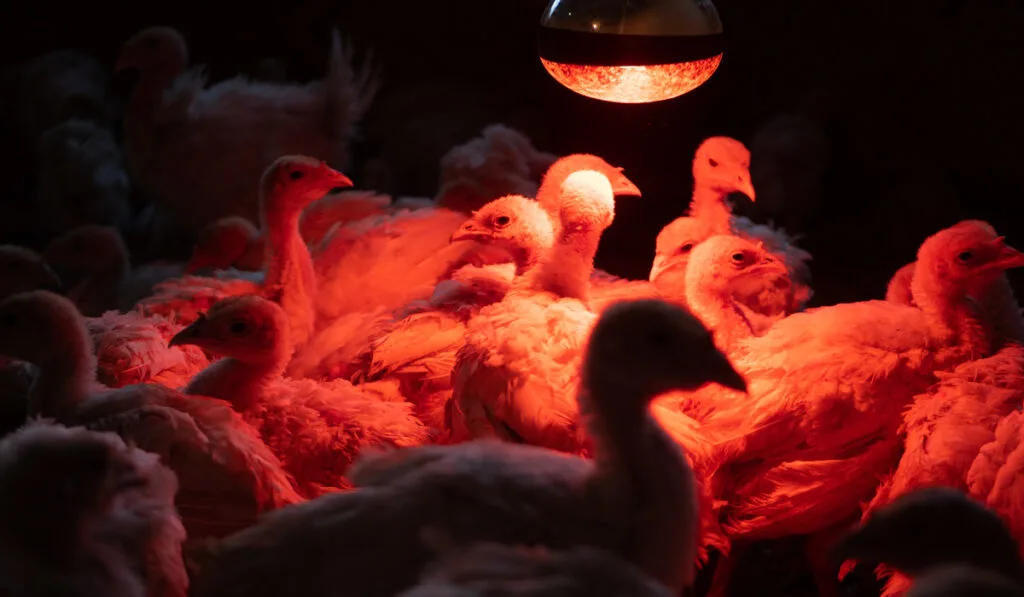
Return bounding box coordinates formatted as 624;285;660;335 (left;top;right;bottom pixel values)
3;0;1023;306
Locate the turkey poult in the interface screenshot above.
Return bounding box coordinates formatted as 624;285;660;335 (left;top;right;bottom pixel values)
187;216;265;274
0;245;61;300
0;422;188;597
650;136;812;317
190;298;746;597
905;566;1024;597
397;541;672;597
116;25;377;235
169;295;431;497
138;156;354;348
833;488;1024;589
0;290;302;540
682;235;793;352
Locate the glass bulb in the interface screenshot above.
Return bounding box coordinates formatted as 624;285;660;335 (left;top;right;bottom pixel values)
538;0;725;103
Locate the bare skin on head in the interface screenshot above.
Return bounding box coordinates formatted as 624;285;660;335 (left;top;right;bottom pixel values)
684;235;791;351
650;136;756;290
450;195;556;276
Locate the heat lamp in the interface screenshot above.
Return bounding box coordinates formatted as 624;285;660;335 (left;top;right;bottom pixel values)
538;0;725;104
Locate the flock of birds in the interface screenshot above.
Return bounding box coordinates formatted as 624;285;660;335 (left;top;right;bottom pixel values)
0;23;1021;597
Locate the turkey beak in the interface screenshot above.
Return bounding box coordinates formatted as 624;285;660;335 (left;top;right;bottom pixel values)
649;254;669;283
747;256;789;279
737;172;756;202
168;314;207;348
322;166;354;193
705;349;747;393
612;173;642;197
988;242;1024;272
450;221;486;243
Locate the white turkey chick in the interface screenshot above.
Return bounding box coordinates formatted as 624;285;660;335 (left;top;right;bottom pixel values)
0;245;61;299
0;246;61;436
169;294;432;498
185;190;392;274
398;541;672;597
0;421;188;597
116;25;379;236
834;488;1024;593
44;224;134;315
137;155;353;354
186;216;266;274
43;224;189;314
189;298;745;597
34;118;132;237
434;123;557;214
0;290;302;540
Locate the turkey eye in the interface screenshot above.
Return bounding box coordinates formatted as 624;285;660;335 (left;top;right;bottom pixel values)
678;243;694;254
144;38;158;49
229;321;248;334
731;252;745;263
957;250;973;263
708;158;719;167
493;215;511;227
7;261;19;270
2;314;15;327
289;170;304;180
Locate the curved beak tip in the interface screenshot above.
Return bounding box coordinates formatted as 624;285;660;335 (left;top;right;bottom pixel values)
648;256;668;283
615;178;642;197
711;356;747;393
168;322;202;348
999;246;1024;269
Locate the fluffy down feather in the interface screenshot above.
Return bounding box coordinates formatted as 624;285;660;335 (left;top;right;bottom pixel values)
172;295;432;496
0;291;302;542
86;311;211;389
118;26;377;233
968;411;1024;559
0;421;187;597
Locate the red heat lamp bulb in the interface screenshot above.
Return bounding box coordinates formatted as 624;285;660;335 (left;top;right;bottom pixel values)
538;0;724;104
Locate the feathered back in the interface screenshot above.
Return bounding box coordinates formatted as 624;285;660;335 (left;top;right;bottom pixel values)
0;421;187;597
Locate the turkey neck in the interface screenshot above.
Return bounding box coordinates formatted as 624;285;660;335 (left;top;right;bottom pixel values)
511;242;545;277
260;194;318;348
685;280;755;353
29;318;96;420
912;270;991;357
185;355;286;412
688;184;733;235
579;372;697;593
525;224;602;302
